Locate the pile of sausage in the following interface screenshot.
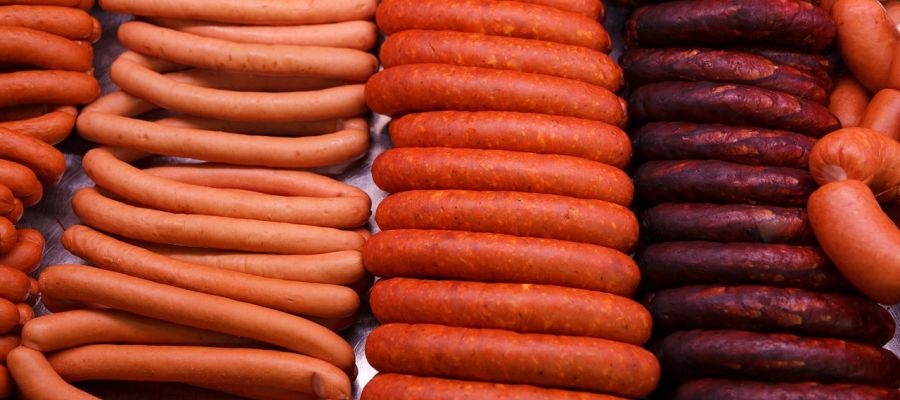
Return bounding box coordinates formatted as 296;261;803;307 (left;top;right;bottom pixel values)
622;0;900;397
362;0;661;398
4;1;382;399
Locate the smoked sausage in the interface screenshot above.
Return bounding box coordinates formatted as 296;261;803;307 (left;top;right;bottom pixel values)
362;374;625;400
742;48;836;89
640;203;814;244
674;379;900;400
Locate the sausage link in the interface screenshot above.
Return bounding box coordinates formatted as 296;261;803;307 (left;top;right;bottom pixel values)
634;122;816;168
658;329;900;386
365;63;628;126
0;5;95;40
376;190;639;253
809;127;900;202
833;0;899;91
367;323;660;398
0;265;29;302
372;148;633;205
647;285;895;345
830;74;872;128
860;88;900;139
640;203;814;244
0;26;92;71
362;374;625;400
0;70;99;107
508;0;604;19
16;302;32;324
151;18;377;50
0;105;76;144
674;379;900;400
0;228;43;273
629;81;840;136
99;0;376;25
0;299;16;334
742;48;836;88
0;334;17;364
371;278;651;344
637;241;849;291
0;126;66;184
7;347;98;400
0;217;14;254
2;198;21;224
0;184;11;215
634;160;817;207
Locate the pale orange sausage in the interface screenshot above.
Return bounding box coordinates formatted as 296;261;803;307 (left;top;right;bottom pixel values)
165;69;346;92
833;0;899;92
829;74;871;128
0;105;76;144
99;0;377;25
859;88;900;139
7;347;98;400
151;18;378;50
0;228;42;273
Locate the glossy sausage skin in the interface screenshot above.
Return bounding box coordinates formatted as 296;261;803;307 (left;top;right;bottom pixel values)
742;48;836;89
637;241;849;291
860;88;900;139
830;74;872;128
362;374;625;400
674;379;900;400
640;203;814;244
634;160;817;207
809;127;900;202
363;229;639;296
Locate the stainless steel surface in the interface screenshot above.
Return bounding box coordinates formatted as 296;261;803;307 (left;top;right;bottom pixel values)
15;3;899;399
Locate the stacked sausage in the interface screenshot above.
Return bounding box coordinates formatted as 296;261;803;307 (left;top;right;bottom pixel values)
362;1;660;398
622;0;900;397
5;1;381;399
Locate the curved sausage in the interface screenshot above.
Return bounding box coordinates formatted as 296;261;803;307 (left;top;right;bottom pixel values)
625;0;835;51
0;70;99;107
833;0;899;91
646;285;895;345
0;105;76;144
72;188;365;255
637;241;849;291
0;26;92;71
367;64;627;126
381;30;622;90
7;347;99;400
376;0;611;51
389;111;631;168
621;48;827;103
674;379;900;400
0;159;40;206
16;302;32;324
99;0;376;25
364;229;639;296
0;299;16;334
0;217;14;254
39;265;355;371
0;265;29;302
376;190;639;253
165;69;346;92
742;48;836;89
0;0;80;7
372;148;633;205
634;122;816;168
371;278;651;344
0;228;43;273
809;180;900;304
808;127;900;202
362;374;624;400
151;18;377;50
830;74;872;128
634;160;817;207
658;329;900;386
629;81;841;136
0;5;96;40
0;126;66;184
641;203;814;244
156;115;342;136
2;198;21;224
0;184;11;215
860;88;900;139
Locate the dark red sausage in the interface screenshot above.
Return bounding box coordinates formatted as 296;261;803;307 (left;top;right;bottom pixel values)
621;48;827;103
624;0;835;52
633;122;817;168
629;81;841;136
637;241;849;291
372;148;633;205
634;160;817;207
640;203;814;244
742;48;836;89
646;285;895;345
658;329;900;386
389;111;632;168
363;229;640;296
375;190;639;253
362;374;625;400
674;379;900;400
366;323;660;398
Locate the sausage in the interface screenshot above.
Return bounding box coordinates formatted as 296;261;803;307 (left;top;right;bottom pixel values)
641;203;814;244
371;278;651;344
39;265;356;371
0;105;76;144
0;184;11;215
809;127;900;202
674;379;900;400
0;228;43;273
83;148;370;227
376;0;611;51
372;148;633;205
7;347;99;400
830;74;872;128
833;0;899;92
634;160;817;207
646;285;895;345
151;18;377;50
742;48;836;89
860;88;900;139
0;265;29;302
108;58;367;122
508;0;604;19
364;229;639;296
0;5;96;40
165;69;347;92
156;115;342;136
0;0;80;7
0;26;92;71
621;48;827;103
63;225;360;318
389;111;631;168
99;0;376;25
366;64;628;126
0;217;13;254
658;329;900;386
809;180;900;304
637;241;849;291
376;190;639;253
0;335;16;365
0;160;40;207
629;81;841;136
16;302;32;324
0;126;66;184
0;299;16;334
2;198;21;224
48;345;351;399
380;30;622;90
118;21;377;80
624;0;835;51
72;188;365;255
634;122;816;168
362;374;625;400
0;70;99;107
367;323;660;398
193;384;312;400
